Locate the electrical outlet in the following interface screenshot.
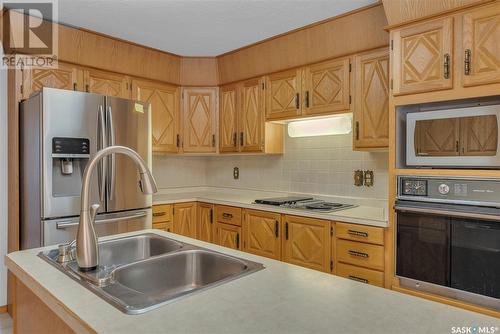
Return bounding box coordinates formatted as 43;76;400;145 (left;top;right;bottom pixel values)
364;170;374;187
354;170;364;187
233;167;239;180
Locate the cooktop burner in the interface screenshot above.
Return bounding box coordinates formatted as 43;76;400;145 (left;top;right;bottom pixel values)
254;197;356;213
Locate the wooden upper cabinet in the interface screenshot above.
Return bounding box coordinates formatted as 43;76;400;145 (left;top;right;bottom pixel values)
22;62;83;98
265;69;302;120
84;69;130;98
302;58;350;116
197;203;214;243
173;203;197;238
353;49;390;149
462;4;500;87
240;77;264;152
242;209;281;260
415;118;461;156
219;84;239;153
392;17;453;95
282;216;331;273
461;115;498;156
182;87;218;153
132;79;180;153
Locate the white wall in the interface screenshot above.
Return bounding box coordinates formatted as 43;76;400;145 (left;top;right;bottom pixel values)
153;133;388;200
0;45;8;306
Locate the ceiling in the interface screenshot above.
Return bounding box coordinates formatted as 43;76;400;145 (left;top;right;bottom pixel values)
57;0;378;57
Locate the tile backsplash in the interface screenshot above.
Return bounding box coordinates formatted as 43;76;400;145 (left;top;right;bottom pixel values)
153;133;388;200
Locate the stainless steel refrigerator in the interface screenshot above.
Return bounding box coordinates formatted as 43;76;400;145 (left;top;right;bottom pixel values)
20;87;153;249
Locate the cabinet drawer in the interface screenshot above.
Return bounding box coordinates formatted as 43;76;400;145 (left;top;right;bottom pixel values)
215;205;242;226
336;262;384;287
336;222;384;245
337;239;384;271
152;221;173;232
152;204;172;223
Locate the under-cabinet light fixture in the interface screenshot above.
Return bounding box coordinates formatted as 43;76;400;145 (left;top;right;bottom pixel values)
287;114;352;138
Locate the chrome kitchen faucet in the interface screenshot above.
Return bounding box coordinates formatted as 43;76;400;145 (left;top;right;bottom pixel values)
77;146;157;271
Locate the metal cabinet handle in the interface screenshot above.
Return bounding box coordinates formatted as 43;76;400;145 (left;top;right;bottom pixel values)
347;229;368;238
210;208;213;224
153;212;166;217
348;275;369;284
275;220;279;238
355;121;360;141
233;132;237;147
285;222;289;240
212;134;216;147
222;213;233;219
73;83;77;91
348;250;369;258
304;91;309;108
56;211;147;229
443;53;450;79
236;233;240;249
176;134;180;148
295;93;300;109
85;84;89;92
240;132;244;146
464;49;471;75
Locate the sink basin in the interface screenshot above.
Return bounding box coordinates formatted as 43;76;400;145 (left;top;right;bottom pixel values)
39;233;264;314
98;233;183;267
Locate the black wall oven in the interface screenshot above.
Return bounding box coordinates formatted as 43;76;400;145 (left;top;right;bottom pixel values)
396;176;500;310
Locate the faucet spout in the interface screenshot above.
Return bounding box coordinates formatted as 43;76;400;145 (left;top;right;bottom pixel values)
76;145;157;271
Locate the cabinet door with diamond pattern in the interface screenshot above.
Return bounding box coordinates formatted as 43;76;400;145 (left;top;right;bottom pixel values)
282;215;331;273
215;222;241;250
392;17;453;95
242;209;281;260
84;69;130;98
462;4;500;87
353;49;389;149
303;58;350;116
219;83;239;153
240;77;264;152
22;61;83;98
265;69;302;120
182;87;218;153
132;79;180;153
173;203;197;238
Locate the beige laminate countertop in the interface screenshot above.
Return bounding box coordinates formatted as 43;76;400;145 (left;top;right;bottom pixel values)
6;230;500;334
153;187;389;228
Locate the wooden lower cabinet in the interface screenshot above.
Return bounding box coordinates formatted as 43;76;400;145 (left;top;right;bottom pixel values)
152;204;173;232
336;262;384;287
282;215;332;273
197;203;214;242
153;221;173;232
242;209;281;260
214;222;241;250
173;202;197;238
337;239;385;271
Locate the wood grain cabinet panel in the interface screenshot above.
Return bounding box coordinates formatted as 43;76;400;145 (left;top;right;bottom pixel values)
462;4;500;87
215;222;241;250
302;58;350;116
173;203;197;238
153;221;173;232
152;204;173;223
353;49;390;149
415;118;461;156
337;239;384;271
392;17;453;95
243;209;281;260
182;87;218;153
197;203;214;243
265;69;302;120
240;77;264;152
336;262;384;287
132;79;180;153
84;69;130;98
282;215;331;273
219;84;239;152
215;205;242;226
460;115;498;156
22;61;83;98
336;222;384;246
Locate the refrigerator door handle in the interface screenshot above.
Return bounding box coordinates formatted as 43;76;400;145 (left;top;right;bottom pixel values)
106;105;116;201
56;211;148;229
97;105;106;203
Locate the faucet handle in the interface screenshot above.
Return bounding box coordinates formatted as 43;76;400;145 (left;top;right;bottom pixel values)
90;204;100;222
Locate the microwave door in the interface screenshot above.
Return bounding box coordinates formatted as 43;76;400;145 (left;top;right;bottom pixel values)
41;89;106;218
105;96;152;213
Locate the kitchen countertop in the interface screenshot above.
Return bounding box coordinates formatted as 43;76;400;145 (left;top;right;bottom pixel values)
153;187;389;228
6;230;500;334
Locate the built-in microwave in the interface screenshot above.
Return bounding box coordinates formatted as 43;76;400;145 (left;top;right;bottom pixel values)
406;104;500;168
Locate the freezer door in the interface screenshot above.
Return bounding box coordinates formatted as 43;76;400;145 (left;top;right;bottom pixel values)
41;88;106;218
43;208;152;246
105;97;152;212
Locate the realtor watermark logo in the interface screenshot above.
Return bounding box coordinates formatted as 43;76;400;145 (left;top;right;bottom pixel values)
1;0;58;69
451;326;499;334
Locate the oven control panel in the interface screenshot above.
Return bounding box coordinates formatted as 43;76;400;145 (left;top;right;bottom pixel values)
398;176;500;207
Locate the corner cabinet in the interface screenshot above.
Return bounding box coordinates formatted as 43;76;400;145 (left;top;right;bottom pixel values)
392;17;453;95
353;48;390;150
132;79;180;154
182;87;218;153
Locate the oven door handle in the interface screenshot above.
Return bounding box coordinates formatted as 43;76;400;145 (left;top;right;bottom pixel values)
56;211;148;230
394;205;500;221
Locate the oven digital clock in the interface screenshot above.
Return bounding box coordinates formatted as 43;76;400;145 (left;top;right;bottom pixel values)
401;179;427;196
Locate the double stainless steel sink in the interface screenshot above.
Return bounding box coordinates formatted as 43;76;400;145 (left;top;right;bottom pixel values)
40;233;264;314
